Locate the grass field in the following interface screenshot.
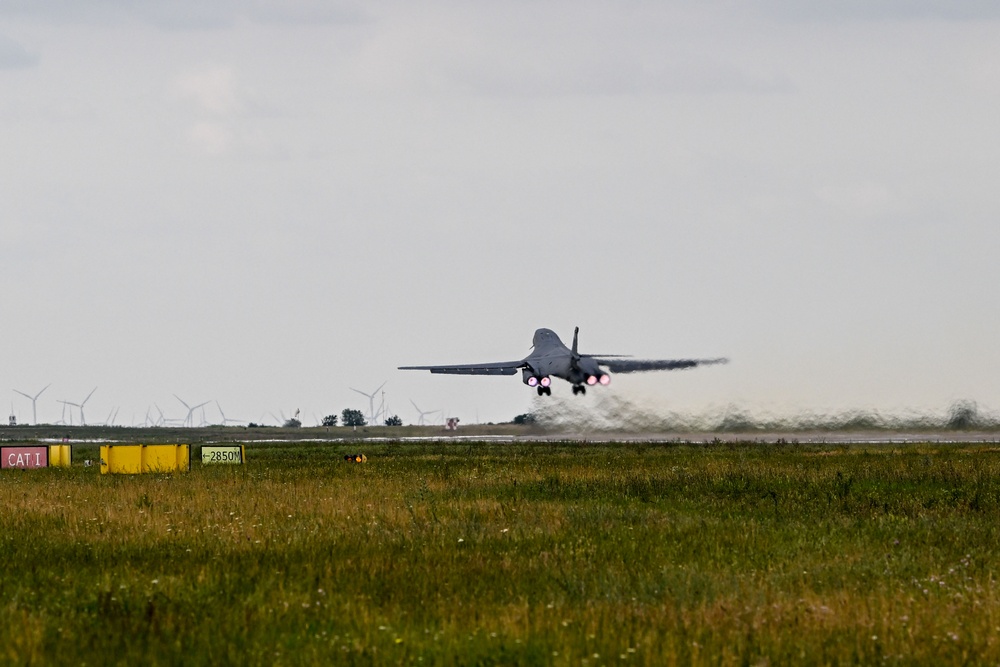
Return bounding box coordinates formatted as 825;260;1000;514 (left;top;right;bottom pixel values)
2;439;1000;665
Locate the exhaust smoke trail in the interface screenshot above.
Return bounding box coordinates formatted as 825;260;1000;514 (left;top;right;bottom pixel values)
529;396;1000;433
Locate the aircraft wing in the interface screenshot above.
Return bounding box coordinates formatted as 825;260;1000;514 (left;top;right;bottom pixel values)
593;357;728;373
398;360;524;376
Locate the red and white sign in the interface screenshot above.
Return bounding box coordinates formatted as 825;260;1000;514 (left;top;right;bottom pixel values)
2;446;49;469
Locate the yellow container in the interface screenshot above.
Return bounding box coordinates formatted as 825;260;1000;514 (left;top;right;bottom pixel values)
100;445;190;474
48;445;72;467
143;445;186;472
101;445;141;474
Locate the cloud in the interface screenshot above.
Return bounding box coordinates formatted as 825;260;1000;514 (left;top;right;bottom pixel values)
172;65;249;155
444;53;794;97
349;8;794;98
0;0;364;30
753;0;1000;22
187;122;232;156
0;33;38;69
175;65;243;115
814;183;898;219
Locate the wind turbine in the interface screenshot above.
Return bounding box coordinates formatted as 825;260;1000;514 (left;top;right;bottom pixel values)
215;401;244;426
350;381;386;426
102;407;120;426
13;384;50;425
77;387;97;425
57;400;75;425
174;394;209;427
409;399;441;426
58;388;96;425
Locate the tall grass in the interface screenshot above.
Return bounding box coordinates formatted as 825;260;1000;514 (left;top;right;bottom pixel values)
2;441;1000;664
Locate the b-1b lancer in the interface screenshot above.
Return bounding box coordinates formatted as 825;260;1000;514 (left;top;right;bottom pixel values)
399;327;727;396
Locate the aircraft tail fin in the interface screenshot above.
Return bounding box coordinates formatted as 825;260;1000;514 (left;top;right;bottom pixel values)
571;326;581;369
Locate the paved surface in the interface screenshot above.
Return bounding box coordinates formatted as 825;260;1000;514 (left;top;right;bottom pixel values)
3;425;999;445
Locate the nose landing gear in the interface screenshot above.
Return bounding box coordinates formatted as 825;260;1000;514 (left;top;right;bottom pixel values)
572;384;586;396
536;386;551;396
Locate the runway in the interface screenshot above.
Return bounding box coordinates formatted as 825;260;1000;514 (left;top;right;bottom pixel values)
9;428;1000;446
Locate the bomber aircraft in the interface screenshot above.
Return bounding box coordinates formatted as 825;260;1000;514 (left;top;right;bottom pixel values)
399;327;727;396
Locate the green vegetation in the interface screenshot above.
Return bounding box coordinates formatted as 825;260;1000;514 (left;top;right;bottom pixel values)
3;440;1000;664
341;408;368;427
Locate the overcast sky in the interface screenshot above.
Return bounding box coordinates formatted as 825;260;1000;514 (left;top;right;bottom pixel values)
2;1;998;427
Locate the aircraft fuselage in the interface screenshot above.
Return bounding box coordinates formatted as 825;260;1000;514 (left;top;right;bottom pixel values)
520;329;610;395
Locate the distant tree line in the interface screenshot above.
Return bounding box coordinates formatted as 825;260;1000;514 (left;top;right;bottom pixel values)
247;410;535;429
320;409;402;427
245;409;552;429
244;408;404;428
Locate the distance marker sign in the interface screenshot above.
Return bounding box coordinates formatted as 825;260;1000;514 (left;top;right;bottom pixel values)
2;446;49;469
201;445;245;464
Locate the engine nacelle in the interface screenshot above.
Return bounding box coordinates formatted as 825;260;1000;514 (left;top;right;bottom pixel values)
585;373;611;386
522;369;551;387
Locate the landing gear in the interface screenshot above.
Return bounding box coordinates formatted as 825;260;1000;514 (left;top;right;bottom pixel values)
572;384;586;396
536;386;551;396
